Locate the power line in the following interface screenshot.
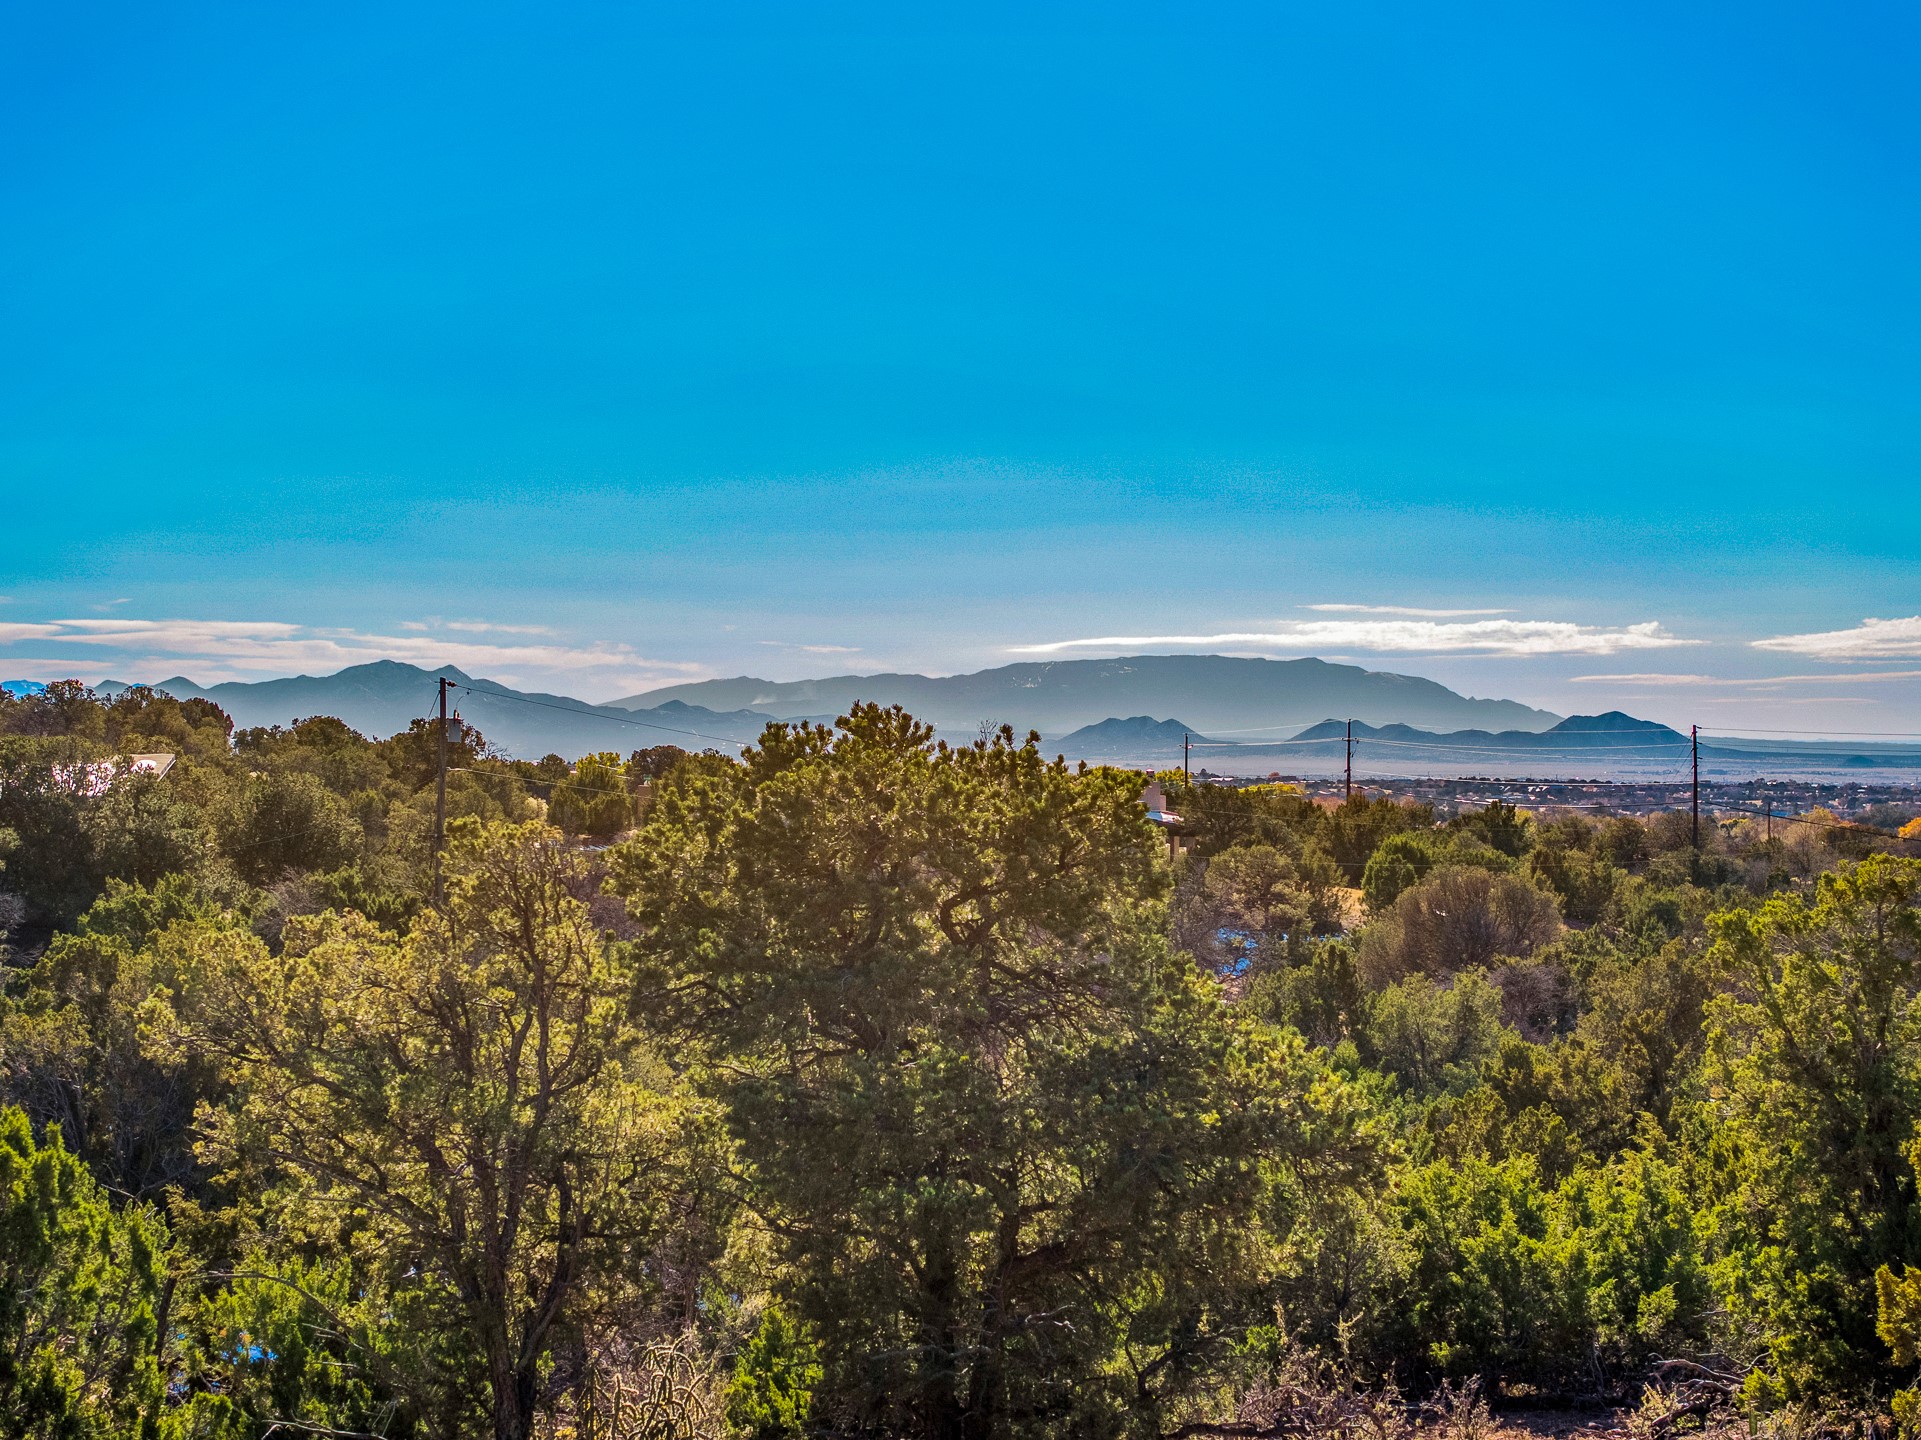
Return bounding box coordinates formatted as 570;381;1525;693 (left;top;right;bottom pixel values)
446;680;1709;759
1714;800;1916;844
446;684;750;750
222;817;360;854
1355;736;1696;756
447;764;647;804
1705;725;1921;739
449;683;1921;759
227;775;1907;852
1179;736;1693;755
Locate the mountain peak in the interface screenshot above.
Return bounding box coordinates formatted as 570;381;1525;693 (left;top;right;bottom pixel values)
1057;715;1210;744
1545;710;1677;735
327;659;475;684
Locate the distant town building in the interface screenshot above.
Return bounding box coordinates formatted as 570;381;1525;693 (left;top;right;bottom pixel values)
1140;781;1199;857
1140;781;1182;827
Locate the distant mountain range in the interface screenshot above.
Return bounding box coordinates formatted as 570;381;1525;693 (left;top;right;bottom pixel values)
1055;710;1921;779
29;654;1562;756
1046;710;1694;770
85;661;784;759
1275;713;1921;773
9;658;1916;779
615;655;1561;736
1288;711;1684;754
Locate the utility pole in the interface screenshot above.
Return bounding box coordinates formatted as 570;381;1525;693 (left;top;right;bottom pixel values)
1344;719;1353;802
1183;732;1190;783
1765;800;1772;843
1690;724;1700;850
434;677;450;905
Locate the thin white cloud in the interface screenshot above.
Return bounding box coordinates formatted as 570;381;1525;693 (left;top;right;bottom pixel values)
442;620;558;636
1753;616;1921;659
1700;696;1879;706
1569;673;1721;686
757;641;862;654
0;617;706;689
1305;604;1512;617
1574;670;1921;686
1010;619;1694;658
53;618;301;638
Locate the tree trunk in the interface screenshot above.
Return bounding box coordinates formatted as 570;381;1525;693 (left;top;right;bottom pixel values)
962;1203;1021;1440
486;1332;538;1440
920;1253;968;1440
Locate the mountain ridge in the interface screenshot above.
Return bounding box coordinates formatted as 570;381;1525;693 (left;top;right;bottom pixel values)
614;654;1562;736
97;660;780;758
1287;710;1685;750
1159;711;1921;779
11;663;1921;776
1050;715;1214;761
52;654;1563;758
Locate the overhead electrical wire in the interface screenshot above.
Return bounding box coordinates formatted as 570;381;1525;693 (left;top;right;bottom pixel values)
1701;726;1921;739
1179;735;1693;755
428;681;1920;795
1335;736;1692;757
443;679;1921;756
451;765;1913;840
1714;801;1916;844
447;763;646;803
445;682;750;750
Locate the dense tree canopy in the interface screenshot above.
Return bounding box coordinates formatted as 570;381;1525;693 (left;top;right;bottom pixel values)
2;683;1921;1435
610;707;1375;1436
177;820;698;1440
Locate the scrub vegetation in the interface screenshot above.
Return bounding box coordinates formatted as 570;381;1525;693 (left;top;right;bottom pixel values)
3;681;1921;1438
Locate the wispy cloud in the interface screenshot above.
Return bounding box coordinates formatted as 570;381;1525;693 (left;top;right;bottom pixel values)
442;620;557;636
1700;696;1879;707
1570;672;1722;686
1753;616;1921;659
757;641;862;654
1304;604;1512;617
1574;670;1921;686
1010;619;1693;658
0;617;704;688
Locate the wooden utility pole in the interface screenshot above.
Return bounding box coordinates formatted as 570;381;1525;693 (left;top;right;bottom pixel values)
434;676;450;904
1344;719;1353;801
1183;732;1190;782
1690;724;1700;850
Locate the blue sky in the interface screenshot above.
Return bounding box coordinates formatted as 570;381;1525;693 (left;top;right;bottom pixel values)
2;2;1917;733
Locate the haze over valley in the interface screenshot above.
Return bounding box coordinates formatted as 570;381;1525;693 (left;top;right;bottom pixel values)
18;653;1915;781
